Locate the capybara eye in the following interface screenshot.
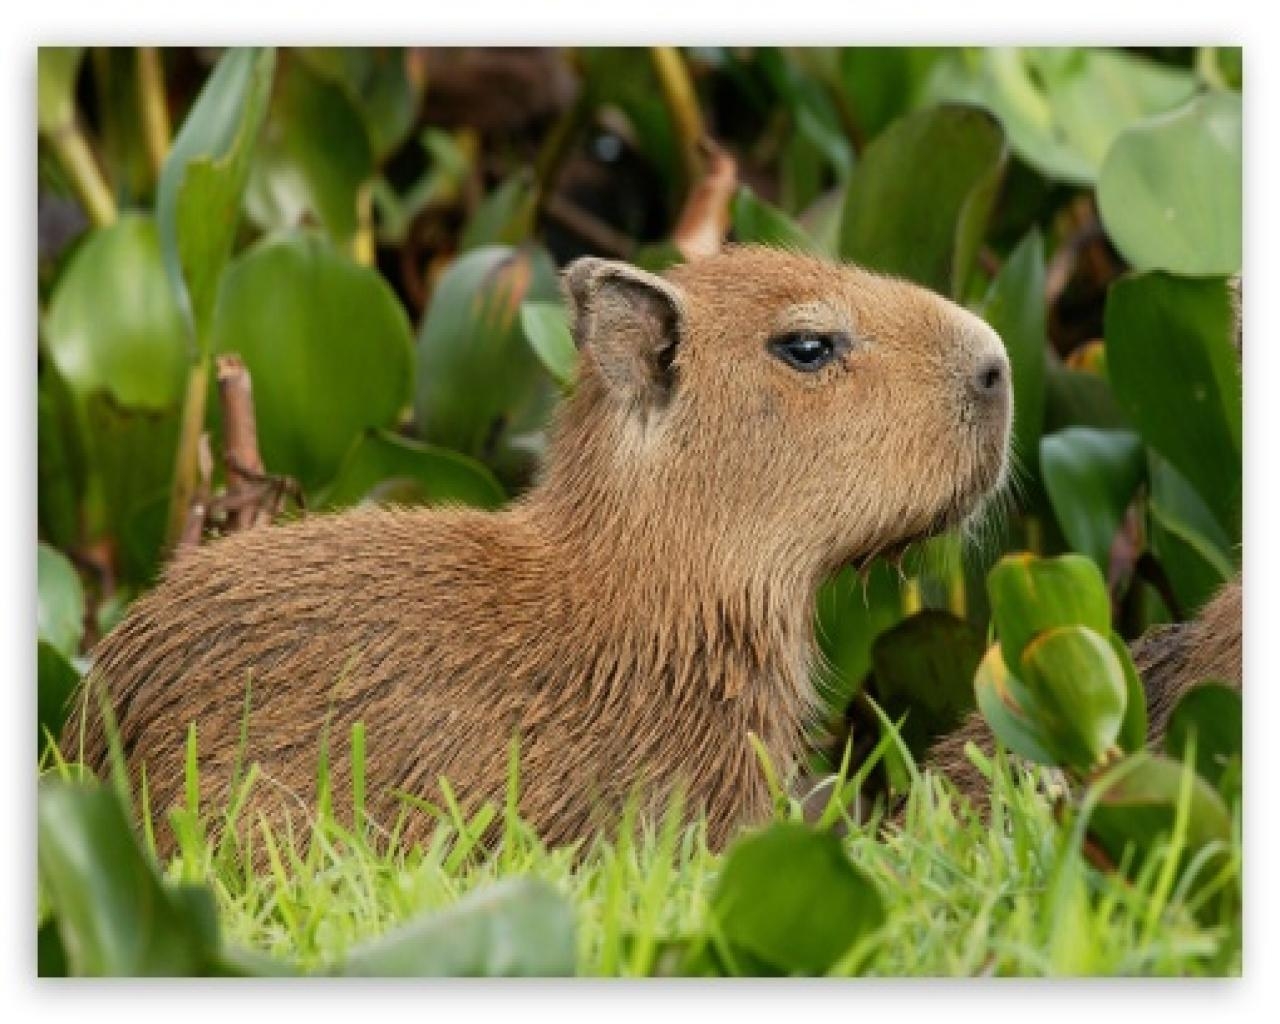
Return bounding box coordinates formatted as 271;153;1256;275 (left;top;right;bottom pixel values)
768;332;843;372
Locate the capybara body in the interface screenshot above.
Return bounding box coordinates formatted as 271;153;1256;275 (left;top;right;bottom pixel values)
69;246;1014;852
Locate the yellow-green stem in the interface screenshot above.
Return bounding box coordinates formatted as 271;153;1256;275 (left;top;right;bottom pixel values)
166;356;211;550
136;47;171;180
649;47;705;183
47;124;116;228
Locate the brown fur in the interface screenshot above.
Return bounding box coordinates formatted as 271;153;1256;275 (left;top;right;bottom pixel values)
924;578;1243;805
66;246;1012;854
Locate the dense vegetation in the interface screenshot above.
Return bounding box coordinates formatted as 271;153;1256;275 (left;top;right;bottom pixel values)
36;46;1242;976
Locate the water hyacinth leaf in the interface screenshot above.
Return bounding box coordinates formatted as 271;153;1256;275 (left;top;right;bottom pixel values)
38;641;80;753
1043;360;1130;434
836;47;949;141
1108;632;1148;756
1097;92;1242;276
459;170;539;251
520;300;578;388
42;215;189;410
1165;684;1242;792
730;186;814;250
840;104;1006;299
1086;754;1233;874
1105;272;1241;538
318;429;505;512
711;822;884;975
987;553;1111;671
1017;624;1128;770
869;610;984;756
929;48;1197;185
37;47;85;134
336;878;576;977
37;543;84;658
296;48;423;161
212;231;413;493
37;363;87;551
797;188;845;257
415;245;559;459
1040;427;1145;573
981;228;1046;472
813;562;904;715
157;47;275;342
974;642;1060;766
1147;453;1236;616
37;780;222;976
244;56;373;245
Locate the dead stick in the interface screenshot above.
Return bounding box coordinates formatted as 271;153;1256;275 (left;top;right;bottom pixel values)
672;138;737;261
217;354;270;531
176;432;213;552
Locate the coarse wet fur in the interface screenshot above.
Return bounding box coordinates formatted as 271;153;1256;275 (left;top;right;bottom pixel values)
924;578;1243;808
67;246;1013;855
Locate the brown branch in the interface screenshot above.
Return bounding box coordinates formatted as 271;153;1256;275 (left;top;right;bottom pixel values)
672;138;737;262
216;354;272;532
176;432;213;553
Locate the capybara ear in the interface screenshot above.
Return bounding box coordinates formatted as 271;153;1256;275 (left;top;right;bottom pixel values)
561;257;686;410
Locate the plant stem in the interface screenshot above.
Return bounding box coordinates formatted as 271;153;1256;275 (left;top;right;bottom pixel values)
649;47;705;183
353;182;376;266
136;47;171;180
166;355;211;551
46;124;116;228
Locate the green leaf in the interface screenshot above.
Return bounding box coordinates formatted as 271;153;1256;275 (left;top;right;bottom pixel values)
244;56;374;245
295;48;422;161
318;429;505;512
415;245;559;459
1043;359;1130;433
974;642;1059;765
336;878;576;977
711;822;884;975
869;610;984;756
459;170;539;252
730;186;814;250
37;780;222;976
1017;625;1128;770
839;104;1006;299
157;47;276;344
1087;754;1233;874
981;228;1046;472
1098;92;1242;276
1105;273;1241;538
37;47;85;134
836;47;950;140
813;563;904;714
211;231;414;494
1165;684;1242;794
1040;428;1145;572
37;543;84;658
37;361;87;551
1147;454;1235;615
520;300;578;389
42;215;188;410
1108;631;1148;756
987;552;1111;671
930;48;1198;185
38;641;81;754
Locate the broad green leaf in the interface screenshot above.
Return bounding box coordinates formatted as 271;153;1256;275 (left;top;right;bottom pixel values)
1148;454;1235;615
813;563;904;715
519;300;578;388
415;245;559;459
730;185;814;250
37;543;84;658
37;780;222;976
981;228;1046;471
211;231;413;494
987;552;1111;671
244;56;374;245
318;429;505;512
157;47;276;344
42;215;188;410
1040;427;1145;572
38;641;80;754
974;642;1059;766
37;47;84;134
1165;684;1242;794
1087;753;1233;875
1105;273;1241;538
1043;359;1130;434
296;48;423;161
336;878;575;977
711;822;884;975
797;188;845;257
869;610;984;756
1017;625;1128;770
836;48;950;140
1098;92;1242;276
1108;631;1148;756
929;48;1197;185
37;362;87;551
839;104;1006;299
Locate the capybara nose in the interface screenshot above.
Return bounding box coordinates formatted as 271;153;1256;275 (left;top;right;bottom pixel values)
970;353;1010;404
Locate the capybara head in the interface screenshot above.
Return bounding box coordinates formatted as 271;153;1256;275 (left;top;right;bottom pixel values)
552;246;1012;583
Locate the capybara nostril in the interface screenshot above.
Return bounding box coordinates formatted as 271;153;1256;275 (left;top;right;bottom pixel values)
971;354;1009;403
